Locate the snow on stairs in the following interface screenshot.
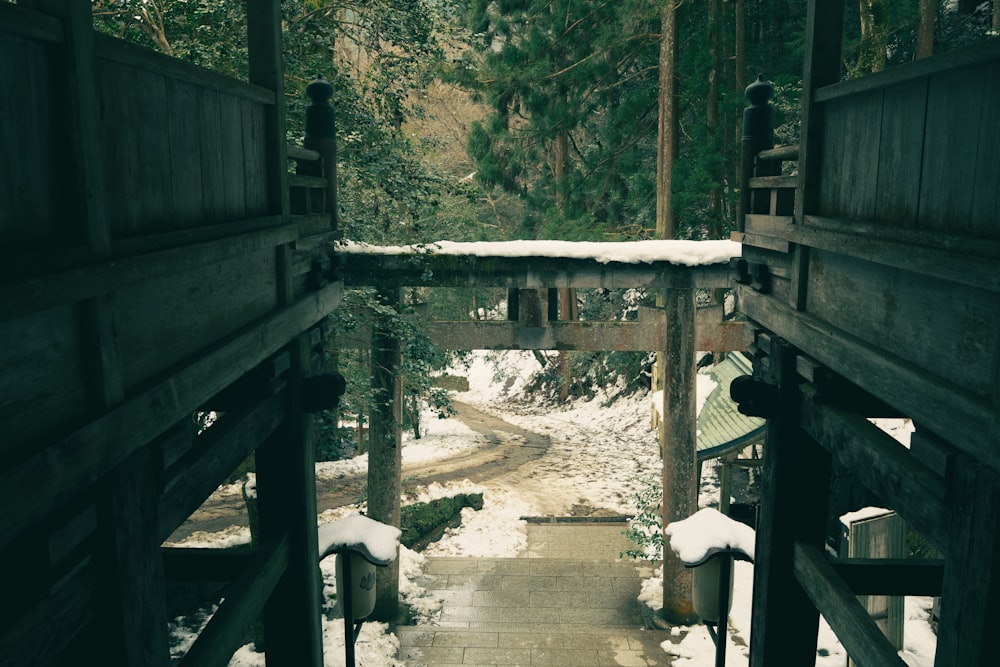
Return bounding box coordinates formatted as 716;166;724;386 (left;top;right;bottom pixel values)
395;522;671;666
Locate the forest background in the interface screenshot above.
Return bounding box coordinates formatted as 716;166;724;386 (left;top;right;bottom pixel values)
91;0;998;457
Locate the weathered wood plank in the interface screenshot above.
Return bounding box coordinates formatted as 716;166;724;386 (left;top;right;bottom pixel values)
0;220;293;323
94;33;275;106
875;79;927;227
793;542;908;667
805;249;997;397
246;0;287;217
162;547;253;582
199;88;227;223
242;98;268;215
737;285;998;474
221;94;248;220
339;254;735;290
99;60;143;235
799;395;947;553
166;78;205;228
180;537;290;667
813;38;1000;104
830;558;944;596
918;66;985;234
117;247;277;389
969;63;1000;238
795;217;1000;291
0;280;343;553
818;91;883;221
337;318;751;352
0;36;56;246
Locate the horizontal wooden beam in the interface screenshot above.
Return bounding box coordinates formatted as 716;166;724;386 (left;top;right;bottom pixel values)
158;393;286;542
793;542;909;667
737;285;998;476
335;316;752;352
814;38;1000;104
180;536;289;667
162;547;253;582
339;253;734;290
799;393;948;554
795;217;1000;291
830;558;944;596
0;282;342;553
0;218;293;322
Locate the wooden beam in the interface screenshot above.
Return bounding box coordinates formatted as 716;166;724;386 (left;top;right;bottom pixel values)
799;395;948;553
256;334;324;667
793;542;908;667
830;558;944;596
0;2;64;42
339;253;734;290
0;281;342;553
158;393;286;542
336;317;751;352
935;457;1000;666
749;339;830;666
793;217;1000;292
737;285;998;474
162;547;253;582
0;219;294;323
180;537;290;667
246;0;288;219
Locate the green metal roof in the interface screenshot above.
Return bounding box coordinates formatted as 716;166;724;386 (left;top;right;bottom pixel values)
696;352;765;461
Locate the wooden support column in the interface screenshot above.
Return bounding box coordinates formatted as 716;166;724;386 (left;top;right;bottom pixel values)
660;283;698;624
369;286;403;621
255;335;324;667
749;338;831;666
247;0;288;219
935;457;1000;666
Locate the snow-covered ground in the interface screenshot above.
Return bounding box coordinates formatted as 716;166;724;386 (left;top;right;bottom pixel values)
169;350;938;667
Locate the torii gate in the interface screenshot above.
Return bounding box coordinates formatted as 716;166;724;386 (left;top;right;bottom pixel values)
335;239;751;623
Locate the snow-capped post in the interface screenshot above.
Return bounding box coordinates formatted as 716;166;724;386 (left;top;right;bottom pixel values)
318;514;402;667
666;508;756;667
368;285;404;620
305;74;339;231
660;280;699;624
738;75;774;232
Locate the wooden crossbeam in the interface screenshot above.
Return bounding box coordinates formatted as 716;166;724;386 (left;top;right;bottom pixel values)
794;542;908;667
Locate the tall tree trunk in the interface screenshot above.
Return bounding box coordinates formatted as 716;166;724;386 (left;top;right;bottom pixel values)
915;0;935;59
656;1;678;240
856;0;888;75
707;0;723;239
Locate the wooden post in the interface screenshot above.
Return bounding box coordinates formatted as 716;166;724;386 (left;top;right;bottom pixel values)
935;457;1000;666
304;75;339;231
369;286;403;620
256;336;324;667
660;283;698;624
748;337;831;666
738;76;775;232
247;0;288;219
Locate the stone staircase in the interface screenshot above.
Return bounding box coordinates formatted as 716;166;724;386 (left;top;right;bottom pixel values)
395;522;671;666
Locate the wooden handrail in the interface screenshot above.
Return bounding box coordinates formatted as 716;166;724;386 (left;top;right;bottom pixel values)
757;144;799;162
286;144;321;162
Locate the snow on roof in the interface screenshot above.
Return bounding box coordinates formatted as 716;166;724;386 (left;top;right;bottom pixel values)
839;506;893;527
337;239;741;267
317;513;401;565
665;507;756;566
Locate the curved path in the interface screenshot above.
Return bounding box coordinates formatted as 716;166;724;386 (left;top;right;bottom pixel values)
167;400;550;542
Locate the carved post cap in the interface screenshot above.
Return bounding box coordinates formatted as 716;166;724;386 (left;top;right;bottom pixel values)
306;74;336;140
742;75;774;142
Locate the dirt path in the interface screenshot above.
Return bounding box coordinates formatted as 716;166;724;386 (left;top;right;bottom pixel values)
167;400;550;542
